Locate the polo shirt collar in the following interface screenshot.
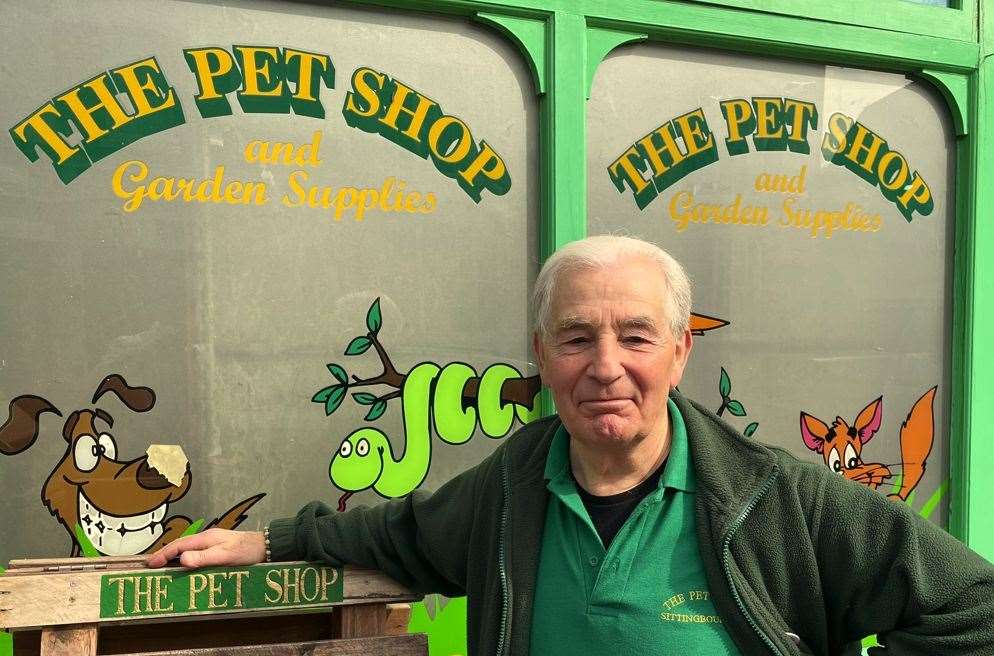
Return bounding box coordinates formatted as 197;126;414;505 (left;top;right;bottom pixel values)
543;397;695;494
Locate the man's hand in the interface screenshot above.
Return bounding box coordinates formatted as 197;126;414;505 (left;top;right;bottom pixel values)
145;528;266;569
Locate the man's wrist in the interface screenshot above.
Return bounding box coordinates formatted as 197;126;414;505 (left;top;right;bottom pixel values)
263;525;272;562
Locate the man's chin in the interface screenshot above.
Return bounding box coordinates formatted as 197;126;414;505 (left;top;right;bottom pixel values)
583;414;638;443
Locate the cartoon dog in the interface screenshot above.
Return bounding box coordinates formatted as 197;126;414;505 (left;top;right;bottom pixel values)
0;373;264;556
800;386;937;500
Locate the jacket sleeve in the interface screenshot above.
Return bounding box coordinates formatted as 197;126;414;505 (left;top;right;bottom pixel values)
267;448;499;598
806;464;994;653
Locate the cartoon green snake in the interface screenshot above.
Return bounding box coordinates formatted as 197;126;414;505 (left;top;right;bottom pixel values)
330;361;538;510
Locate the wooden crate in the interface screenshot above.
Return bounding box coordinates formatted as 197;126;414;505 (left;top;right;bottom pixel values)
0;557;426;656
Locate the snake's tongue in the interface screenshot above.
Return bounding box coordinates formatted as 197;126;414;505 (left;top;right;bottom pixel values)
337;491;353;512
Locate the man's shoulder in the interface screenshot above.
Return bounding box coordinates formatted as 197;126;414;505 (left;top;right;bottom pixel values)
502;414;560;465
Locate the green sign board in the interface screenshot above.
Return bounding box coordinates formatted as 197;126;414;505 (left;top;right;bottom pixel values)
99;563;344;619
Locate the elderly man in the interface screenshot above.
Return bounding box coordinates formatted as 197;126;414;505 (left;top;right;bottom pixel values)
149;235;994;655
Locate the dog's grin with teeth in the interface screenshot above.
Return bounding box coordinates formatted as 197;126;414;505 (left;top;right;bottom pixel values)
78;490;168;555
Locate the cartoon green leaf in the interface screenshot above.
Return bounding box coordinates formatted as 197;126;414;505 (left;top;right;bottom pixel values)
352;392;377;405
719;367;731;398
345;336;372;356
74;524;101;557
325;386;347;415
365;400;388;421
181;518;205;537
366;298;383;334
743;422;758;437
326;363;348;384
312;386;337;403
726;400;746;417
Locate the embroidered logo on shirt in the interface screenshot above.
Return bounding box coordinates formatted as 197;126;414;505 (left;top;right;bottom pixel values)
659;590;723;624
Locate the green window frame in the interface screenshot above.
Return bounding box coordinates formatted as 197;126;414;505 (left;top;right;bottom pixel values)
351;0;993;558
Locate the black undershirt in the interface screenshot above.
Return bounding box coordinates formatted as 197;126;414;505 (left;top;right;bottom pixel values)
573;461;666;549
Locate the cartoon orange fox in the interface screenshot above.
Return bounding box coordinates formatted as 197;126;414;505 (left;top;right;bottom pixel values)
799;386;937;500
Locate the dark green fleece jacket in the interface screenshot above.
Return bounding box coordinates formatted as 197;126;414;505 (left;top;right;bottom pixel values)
269;392;994;655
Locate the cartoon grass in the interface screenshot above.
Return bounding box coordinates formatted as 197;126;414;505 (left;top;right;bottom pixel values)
314;299;541;510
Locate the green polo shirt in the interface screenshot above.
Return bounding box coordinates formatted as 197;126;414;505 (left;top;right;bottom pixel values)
529;399;740;655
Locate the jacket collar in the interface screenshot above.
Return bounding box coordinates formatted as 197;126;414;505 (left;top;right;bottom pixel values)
506;391;780;513
671;391;779;532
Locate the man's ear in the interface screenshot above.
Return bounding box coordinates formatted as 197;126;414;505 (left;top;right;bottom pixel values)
532;331;547;376
668;329;694;389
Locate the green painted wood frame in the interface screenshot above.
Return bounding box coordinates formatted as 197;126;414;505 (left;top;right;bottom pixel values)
347;0;994;561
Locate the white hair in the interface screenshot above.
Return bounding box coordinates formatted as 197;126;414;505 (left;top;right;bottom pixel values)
532;235;692;339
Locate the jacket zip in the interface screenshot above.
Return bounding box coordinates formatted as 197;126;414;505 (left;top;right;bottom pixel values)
721;464;784;656
496;448;512;656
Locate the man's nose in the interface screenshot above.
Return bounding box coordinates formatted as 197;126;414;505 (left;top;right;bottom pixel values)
587;339;625;382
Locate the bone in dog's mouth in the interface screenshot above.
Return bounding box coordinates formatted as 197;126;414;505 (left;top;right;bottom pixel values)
78;490;167;556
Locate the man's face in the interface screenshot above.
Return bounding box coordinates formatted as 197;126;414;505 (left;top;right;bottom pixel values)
534;258;693;448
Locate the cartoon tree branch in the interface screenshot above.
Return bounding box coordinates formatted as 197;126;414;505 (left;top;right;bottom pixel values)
313;298;541;422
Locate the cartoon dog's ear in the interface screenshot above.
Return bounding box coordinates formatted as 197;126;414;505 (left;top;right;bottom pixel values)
800;412;830;452
854;396;883;444
0;396;62;455
92;374;156;413
62;410;81;441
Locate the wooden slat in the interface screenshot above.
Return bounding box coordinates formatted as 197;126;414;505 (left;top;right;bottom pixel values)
39;625;97;656
0;565;416;630
93;611;334;654
383;603;411;636
111;635;427;656
334;606;383;639
6;558;146;576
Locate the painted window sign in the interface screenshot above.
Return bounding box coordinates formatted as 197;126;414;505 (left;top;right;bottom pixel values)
2;3;537;654
588;44;951;527
10;47;510;205
608;98;933;223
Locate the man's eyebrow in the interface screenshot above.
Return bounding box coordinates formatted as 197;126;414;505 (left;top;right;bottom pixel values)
618;316;660;332
554;316;595;332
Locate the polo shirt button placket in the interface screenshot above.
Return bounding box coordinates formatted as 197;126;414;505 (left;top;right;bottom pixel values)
589;556;598;567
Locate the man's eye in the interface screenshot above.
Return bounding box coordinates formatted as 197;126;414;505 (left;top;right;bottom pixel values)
563;337;588;345
623;336;649;344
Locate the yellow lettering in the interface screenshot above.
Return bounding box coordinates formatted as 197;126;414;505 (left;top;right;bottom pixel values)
458;143;506;188
111;58;177;119
12;105;82;164
638;125;686;176
107;576;130;616
608;147;652;197
345;68;385;118
234;46;285;97
186;48;237;101
264;569;283;604
672;109;713;157
821;112;852;156
111;160;149;212
897;175;931;213
284;50;330;102
207;572;228;609
56;75;133;142
188;573;208;610
230;571;249;609
300;567;320;603
379;81;436;142
720;99;754;145
320;567;339;602
753;97;785;140
427;115;472;164
154;575;174;612
844;124;885;174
